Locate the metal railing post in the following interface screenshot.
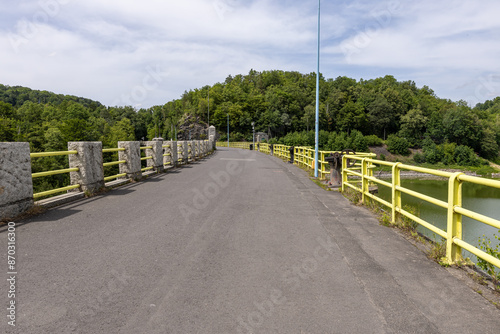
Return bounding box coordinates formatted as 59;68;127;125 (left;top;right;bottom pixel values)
447;172;464;264
361;158;368;203
341;155;347;192
392;163;402;224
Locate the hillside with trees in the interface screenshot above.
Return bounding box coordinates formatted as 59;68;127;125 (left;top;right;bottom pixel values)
1;70;500;163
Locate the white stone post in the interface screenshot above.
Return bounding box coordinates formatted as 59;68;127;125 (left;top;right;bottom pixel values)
163;141;177;167
118;141;141;180
0;143;33;219
68;142;104;194
145;140;164;173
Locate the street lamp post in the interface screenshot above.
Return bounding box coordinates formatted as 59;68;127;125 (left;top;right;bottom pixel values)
252;122;255;150
207;90;210;138
227;113;229;148
314;0;321;178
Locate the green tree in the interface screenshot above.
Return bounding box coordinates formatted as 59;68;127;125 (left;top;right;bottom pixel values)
399;109;428;147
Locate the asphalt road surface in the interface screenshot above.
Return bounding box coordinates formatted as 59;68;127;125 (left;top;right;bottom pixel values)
2;147;500;333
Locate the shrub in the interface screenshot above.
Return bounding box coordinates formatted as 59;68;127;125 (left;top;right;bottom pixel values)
387;135;410;156
351;130;368;152
454;145;481;166
365;134;383;147
413;152;425;163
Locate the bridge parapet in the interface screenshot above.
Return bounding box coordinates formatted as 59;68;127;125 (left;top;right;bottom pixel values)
0;139;213;220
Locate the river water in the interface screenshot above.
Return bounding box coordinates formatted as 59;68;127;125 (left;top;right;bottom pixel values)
376;179;500;261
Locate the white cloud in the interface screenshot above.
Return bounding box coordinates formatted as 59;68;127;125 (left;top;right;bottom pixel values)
1;0;500;107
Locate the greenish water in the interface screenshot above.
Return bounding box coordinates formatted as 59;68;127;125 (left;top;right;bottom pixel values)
376;179;500;261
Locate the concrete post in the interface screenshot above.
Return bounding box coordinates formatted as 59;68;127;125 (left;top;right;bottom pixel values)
184;141;189;163
188;141;194;161
145;140;164;173
178;141;189;164
118;141;141;180
202;141;207;156
68;142;104;194
163;141;177;167
0;143;34;219
193;141;198;159
209;126;216;139
177;141;183;164
196;140;201;159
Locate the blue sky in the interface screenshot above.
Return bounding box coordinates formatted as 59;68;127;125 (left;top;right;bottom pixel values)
1;0;500;109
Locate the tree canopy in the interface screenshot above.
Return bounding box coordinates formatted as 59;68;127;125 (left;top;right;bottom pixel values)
1;70;499;162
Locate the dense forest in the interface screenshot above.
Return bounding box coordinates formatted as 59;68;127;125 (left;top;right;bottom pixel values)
1;70;500;162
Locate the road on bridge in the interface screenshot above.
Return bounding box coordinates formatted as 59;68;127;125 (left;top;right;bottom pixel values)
2;147;500;333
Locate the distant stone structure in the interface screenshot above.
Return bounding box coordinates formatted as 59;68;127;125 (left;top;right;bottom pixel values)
256;132;269;142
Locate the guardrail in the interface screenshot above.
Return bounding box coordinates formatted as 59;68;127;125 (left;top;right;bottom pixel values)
2;140;215;220
102;148;127;182
30;151;80;199
342;155;500;270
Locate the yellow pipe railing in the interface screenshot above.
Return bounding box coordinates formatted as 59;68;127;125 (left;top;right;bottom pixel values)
30;151;77;158
32;168;79;178
103;173;127;182
342;155;500;270
102;148;128;182
102;148;125;153
103;160;126;167
33;185;81;199
30;150;80;199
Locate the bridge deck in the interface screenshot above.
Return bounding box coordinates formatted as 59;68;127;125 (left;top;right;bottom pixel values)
2;148;500;333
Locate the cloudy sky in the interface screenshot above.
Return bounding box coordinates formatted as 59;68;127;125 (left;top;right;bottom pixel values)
1;0;500;109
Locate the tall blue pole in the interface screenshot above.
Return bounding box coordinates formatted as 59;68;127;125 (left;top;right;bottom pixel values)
314;0;320;178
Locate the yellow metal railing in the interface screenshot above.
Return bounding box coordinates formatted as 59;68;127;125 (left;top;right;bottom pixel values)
342;155;500;270
30;151;80;199
102;148;127;182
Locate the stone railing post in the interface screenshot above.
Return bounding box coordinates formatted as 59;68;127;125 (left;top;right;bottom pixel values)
202;140;207;156
182;141;189;164
0;143;33;219
68;142;104;194
177;141;188;165
145;140;164;173
196;140;201;159
188;141;194;161
176;141;182;164
163;141;177;167
118;141;141;180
